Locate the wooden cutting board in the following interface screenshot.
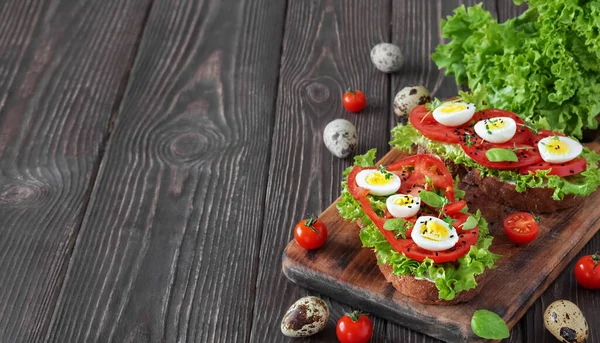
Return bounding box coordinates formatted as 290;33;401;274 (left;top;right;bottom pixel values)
282;147;600;343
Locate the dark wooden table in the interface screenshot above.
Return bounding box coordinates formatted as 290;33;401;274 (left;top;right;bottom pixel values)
0;0;598;342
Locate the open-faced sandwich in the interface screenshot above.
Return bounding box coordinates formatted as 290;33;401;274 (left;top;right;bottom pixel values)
391;96;600;213
337;150;500;304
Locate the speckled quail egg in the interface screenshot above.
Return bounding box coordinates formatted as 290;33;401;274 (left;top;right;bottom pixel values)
370;43;404;73
386;194;420;218
432;101;476;127
474;117;517;143
411;216;459;251
323;119;357;158
393;86;431;117
538;136;583;164
544;300;588;343
355;169;401;196
281;296;329;337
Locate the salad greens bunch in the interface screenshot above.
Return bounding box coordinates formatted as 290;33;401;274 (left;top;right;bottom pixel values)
432;0;600;138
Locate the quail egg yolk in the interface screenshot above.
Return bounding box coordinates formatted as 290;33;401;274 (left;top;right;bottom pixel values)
546;140;570;155
439;103;467;114
420;220;450;242
487;119;506;130
365;172;391;185
393;195;414;206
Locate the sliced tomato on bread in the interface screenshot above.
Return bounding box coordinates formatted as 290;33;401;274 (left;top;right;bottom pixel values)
409;105;472;144
347;155;477;263
519;157;587;177
460;140;543;169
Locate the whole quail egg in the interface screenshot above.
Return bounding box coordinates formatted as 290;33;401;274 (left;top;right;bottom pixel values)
323;119;357;158
281;296;329;337
370;43;404;73
544;300;588;343
393;86;431;117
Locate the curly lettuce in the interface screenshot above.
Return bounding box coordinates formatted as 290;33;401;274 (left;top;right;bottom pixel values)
391;123;600;200
432;1;600;138
336;149;500;300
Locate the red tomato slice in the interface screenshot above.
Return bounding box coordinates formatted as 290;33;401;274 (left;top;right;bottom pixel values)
460;140;543;170
346;156;477;263
503;212;539;244
388;154;456;202
409;105;471;144
519;157;587;177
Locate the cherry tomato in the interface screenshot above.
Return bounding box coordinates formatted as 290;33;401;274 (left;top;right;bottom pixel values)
342;88;366;112
574;252;600;289
336;311;373;343
294;217;327;250
503;212;539;244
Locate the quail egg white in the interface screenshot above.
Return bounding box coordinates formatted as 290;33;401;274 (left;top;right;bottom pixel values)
538;136;583;164
474;117;517;143
355;169;401;196
386;194;420;218
432;102;476;127
411;216;459;251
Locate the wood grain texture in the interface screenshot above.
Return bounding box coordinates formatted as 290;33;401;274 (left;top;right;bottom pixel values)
0;1;151;342
45;0;287;342
283;145;600;342
250;0;392;341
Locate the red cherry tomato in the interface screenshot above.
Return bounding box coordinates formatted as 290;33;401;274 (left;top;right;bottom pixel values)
574;252;600;289
294;217;327;250
503;212;539;244
342;88;366;112
336;311;373;343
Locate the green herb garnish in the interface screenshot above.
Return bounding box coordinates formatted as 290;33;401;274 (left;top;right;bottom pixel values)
383;218;412;239
471;310;510;340
378;165;393;180
485;148;518;162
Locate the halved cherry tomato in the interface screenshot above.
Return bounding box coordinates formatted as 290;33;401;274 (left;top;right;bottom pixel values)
347;155;477;263
460;140;542;170
409;104;471;144
503;212;539;244
519;158;587;177
336;311;373;343
574;252;600;289
342;88;366;112
294;217;327;250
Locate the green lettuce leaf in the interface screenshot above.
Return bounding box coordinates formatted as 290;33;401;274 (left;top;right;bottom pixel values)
390;123;600;199
432;1;600;138
337;150;500;300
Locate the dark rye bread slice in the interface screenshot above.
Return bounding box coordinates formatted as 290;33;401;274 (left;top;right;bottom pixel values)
415;145;584;213
378;263;487;305
358;219;487;305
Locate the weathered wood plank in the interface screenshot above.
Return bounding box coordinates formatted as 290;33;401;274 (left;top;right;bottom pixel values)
45;0;287;341
250;0;392;341
0;0;151;341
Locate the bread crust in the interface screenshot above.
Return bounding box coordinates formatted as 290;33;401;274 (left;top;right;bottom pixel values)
378;263;484;305
416;145;585;213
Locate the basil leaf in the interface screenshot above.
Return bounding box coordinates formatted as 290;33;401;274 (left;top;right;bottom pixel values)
462;215;478;230
485;148;518;162
419;190;447;208
471;310;510;339
383;218;408;239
